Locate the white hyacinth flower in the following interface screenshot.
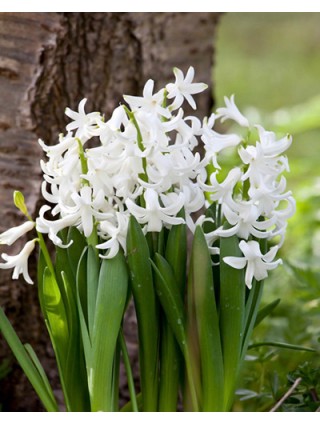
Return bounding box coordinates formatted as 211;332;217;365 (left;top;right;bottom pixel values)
65;98;100;140
124;79;171;118
0;239;37;284
96;212;129;259
126;188;185;232
223;240;282;289
201;114;242;169
0;221;35;246
216;94;249;127
166;66;208;110
256;125;292;157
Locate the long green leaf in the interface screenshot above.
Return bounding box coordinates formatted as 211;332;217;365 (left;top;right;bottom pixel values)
162;218;186;411
86;245;100;338
248;341;316;352
165;210;187;296
158;320;180;412
151;254;186;352
41;267;69;365
40;267;71;410
220;231;245;411
185;241;202;412
152;254;199;411
190;226;224;411
119;329;139;412
67;227;87;280
61;271;90;411
242;282;265;362
0;307;59;412
127;216;159;412
151;254;184;412
24;343;57;407
242;239;267;360
76;248;92;379
90;250;128;412
120;393;143;412
254;298;281;328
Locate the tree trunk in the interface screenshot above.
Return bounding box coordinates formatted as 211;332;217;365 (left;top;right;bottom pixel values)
0;12;220;411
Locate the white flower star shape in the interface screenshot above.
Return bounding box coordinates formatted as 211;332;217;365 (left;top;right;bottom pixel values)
223;240;282;289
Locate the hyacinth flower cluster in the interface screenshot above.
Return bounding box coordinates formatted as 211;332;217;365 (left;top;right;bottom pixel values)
0;67;296;412
0;68;294;288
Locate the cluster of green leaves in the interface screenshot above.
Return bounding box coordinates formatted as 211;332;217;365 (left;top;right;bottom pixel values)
126;207;292;412
37;227;132;412
0;225;132;412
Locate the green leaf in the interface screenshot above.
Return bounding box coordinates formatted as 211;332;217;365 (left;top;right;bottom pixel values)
90;250;128;412
151;254;186;353
86;245;100;338
41;267;69;362
24;343;57;407
39;267;70;409
119;329;139;412
165;210;187;296
76;247;89;328
0;307;58;412
242;279;264;357
127;216;159;412
60;271;90;412
219;231;245;410
67;227;87;280
190;226;224;411
151;254;184;411
120;393;143;412
76;248;92;374
248;341;316;352
158;320;180;412
254;298;281;328
111;338;121;411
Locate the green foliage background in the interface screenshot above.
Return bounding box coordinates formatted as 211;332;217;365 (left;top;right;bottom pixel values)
215;12;320;411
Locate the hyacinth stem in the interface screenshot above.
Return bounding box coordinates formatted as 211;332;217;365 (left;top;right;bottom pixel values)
37;232;55;277
76;138;89;185
123;105;147;181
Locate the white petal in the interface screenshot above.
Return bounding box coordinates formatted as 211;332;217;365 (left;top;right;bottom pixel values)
245;262;255;289
0;221;35;246
262;245;279;263
239;240;262;259
223;256;247;270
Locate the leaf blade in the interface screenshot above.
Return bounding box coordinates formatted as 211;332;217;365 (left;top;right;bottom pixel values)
0;307;59;412
90;250;128;412
126;216;159;412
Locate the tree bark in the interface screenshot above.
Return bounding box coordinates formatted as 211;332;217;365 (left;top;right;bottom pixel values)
0;12;220;411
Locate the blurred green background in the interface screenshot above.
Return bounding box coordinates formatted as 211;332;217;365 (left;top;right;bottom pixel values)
215;13;320;411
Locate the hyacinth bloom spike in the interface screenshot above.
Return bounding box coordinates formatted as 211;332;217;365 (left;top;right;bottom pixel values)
0;66;293;288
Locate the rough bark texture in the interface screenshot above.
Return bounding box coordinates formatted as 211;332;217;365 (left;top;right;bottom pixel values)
0;12;220;411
